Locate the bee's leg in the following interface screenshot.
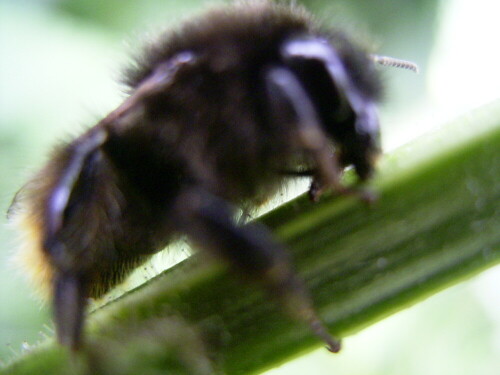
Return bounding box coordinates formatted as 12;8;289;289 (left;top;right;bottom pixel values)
309;175;378;204
277;170;328;202
53;272;87;351
43;128;109;349
265;66;375;203
280;38;381;203
45;128;108;236
264;66;346;202
177;189;341;352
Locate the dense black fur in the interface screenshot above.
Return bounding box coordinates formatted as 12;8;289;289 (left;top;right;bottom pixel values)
11;2;383;351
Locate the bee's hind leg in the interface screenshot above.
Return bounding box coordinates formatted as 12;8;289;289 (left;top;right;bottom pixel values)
53;272;88;351
42;128;107;350
177;188;341;353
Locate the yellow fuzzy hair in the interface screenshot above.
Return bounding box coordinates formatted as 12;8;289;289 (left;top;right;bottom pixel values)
10;207;53;301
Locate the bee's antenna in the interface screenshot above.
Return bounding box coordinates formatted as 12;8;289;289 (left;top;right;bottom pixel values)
371;55;419;73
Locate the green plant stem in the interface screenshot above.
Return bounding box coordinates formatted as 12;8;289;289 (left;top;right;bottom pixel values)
3;101;500;375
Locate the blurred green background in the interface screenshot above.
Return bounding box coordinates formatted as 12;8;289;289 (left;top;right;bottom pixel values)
0;0;498;373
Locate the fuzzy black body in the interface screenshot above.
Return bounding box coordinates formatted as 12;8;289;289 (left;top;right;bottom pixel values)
11;2;383;351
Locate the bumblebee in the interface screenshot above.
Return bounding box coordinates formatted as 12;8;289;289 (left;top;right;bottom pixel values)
9;1;416;352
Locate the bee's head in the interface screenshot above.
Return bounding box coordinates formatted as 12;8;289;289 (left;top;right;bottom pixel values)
279;35;383;181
